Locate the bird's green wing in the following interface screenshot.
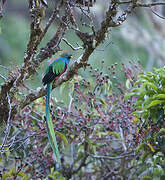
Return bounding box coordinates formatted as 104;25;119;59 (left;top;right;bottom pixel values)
51;58;66;75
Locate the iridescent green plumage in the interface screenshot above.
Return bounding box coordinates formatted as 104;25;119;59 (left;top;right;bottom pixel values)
42;53;72;166
46;83;61;165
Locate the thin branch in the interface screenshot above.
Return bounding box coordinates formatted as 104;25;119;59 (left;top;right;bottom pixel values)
119;126;127;152
91;153;134;160
79;5;95;35
0;64;8;70
62;38;83;50
1;130;44;152
32;6;61;52
96;41;114;51
66;1;78;29
117;1;132;5
68;92;73;113
0;73;7;81
117;1;165;7
136;2;165;8
150;8;165;20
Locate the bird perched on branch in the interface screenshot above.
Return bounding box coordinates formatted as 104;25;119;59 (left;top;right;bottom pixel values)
42;53;72;166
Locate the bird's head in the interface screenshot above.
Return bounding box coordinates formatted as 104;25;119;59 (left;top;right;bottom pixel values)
61;53;72;60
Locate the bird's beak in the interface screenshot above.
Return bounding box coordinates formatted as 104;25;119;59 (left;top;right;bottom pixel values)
70;56;72;59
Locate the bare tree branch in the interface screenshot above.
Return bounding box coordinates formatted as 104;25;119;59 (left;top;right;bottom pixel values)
1;0;165;124
150;8;165;20
91;153;134;160
0;73;7;81
136;2;165;8
62;38;83;50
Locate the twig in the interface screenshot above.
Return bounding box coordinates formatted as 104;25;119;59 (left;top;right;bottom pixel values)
0;64;8;70
117;1;132;5
28;114;42;122
96;41;113;51
119;126;127;152
79;5;95;35
33;7;60;51
0;73;7;81
68;92;73;113
62;38;83;51
66;1;78;29
117;1;165;7
150;8;165;20
11;138;30;152
2;131;43;152
91;153;134;160
136;2;165;8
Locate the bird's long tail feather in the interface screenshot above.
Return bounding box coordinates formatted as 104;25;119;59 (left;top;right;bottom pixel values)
46;83;61;165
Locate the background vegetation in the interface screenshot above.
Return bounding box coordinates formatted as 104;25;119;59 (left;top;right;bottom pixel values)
0;0;165;179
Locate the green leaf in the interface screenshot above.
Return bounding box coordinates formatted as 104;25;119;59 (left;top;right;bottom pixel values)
98;98;106;105
104;79;112;94
132;110;146;115
147;143;155;153
136;143;145;153
124;92;138;100
53;171;60;177
109;131;120;139
97;131;108;138
4;147;10;160
144;82;157;91
74;152;84;164
48;175;53;178
86;137;96;153
2;168;15;180
147;100;165;108
141;176;152;180
9;168;14;175
134;79;146;86
153;94;165;99
17;171;27;180
155;128;165;137
59;81;70;95
126;79;131;89
51;167;55;174
56;131;68;145
43;142;50;156
138;74;151;81
141;151;150;162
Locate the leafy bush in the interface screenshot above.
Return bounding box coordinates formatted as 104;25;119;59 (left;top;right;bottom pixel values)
126;67;165;179
1;63;165;179
0;62;140;179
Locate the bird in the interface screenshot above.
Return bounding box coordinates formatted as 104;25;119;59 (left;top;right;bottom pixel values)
42;53;72;166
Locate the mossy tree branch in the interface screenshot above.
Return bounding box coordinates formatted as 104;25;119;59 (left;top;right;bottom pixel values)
0;0;165;123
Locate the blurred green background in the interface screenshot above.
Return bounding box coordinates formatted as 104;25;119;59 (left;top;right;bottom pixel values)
0;0;165;101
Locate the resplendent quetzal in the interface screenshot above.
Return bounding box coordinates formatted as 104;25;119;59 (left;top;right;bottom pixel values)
42;53;72;165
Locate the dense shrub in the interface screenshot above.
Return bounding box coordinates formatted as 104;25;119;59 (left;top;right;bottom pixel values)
1;63;165;180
